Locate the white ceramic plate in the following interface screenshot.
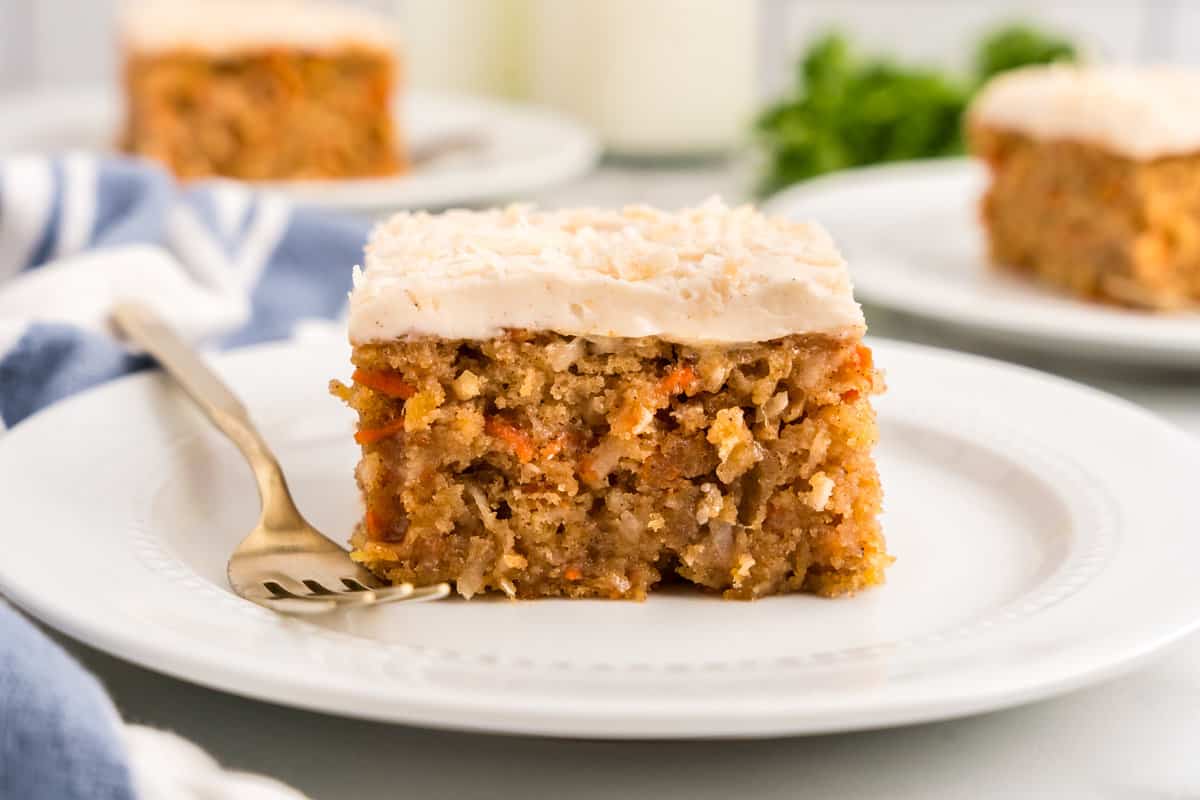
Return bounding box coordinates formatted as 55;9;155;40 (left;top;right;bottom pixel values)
766;159;1200;367
0;87;598;212
2;337;1199;739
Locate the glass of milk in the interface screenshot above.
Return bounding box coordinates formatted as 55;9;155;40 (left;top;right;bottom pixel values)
395;0;759;159
526;0;758;159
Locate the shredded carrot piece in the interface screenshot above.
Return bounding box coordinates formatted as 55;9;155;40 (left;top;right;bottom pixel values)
578;455;599;484
365;508;385;538
486;417;536;463
853;345;873;370
657;364;696;399
841;389;860;403
564;567;583;581
352;368;416;399
354;417;406;445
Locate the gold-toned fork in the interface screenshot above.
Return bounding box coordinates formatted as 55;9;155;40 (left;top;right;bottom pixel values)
111;301;450;615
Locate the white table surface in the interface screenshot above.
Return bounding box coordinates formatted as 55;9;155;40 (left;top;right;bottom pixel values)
37;164;1200;798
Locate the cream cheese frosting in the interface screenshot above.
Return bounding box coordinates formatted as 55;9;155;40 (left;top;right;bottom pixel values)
121;0;394;55
969;64;1200;160
348;199;865;345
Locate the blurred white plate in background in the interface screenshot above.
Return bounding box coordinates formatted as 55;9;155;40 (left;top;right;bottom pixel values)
767;159;1200;367
0;87;598;213
2;335;1198;738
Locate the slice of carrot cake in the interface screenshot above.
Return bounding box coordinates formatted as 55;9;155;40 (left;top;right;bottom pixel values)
969;64;1200;309
332;200;887;600
119;0;402;180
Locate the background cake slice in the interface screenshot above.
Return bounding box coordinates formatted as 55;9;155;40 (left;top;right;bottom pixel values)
968;64;1200;309
120;0;402;180
333;200;887;600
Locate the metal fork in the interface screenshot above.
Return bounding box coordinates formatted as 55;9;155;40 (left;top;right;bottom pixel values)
111;302;450;614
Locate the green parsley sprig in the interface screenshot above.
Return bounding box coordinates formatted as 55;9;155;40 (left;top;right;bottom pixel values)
755;25;1077;196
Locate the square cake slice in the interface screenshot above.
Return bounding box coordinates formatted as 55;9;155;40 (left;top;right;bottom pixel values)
333;201;887;600
119;0;402;180
968;65;1200;309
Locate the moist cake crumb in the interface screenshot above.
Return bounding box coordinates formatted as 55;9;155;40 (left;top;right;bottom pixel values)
119;0;402;180
969;65;1200;308
335;201;889;600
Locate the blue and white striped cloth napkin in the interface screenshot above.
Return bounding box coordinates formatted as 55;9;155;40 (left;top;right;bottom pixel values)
1;607;134;799
1;153;369;799
0;153;369;428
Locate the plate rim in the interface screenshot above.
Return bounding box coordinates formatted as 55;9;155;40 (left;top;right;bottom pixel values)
0;85;601;211
764;158;1200;367
2;336;1200;738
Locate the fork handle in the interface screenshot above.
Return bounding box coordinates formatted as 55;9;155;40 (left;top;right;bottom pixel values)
111;301;294;517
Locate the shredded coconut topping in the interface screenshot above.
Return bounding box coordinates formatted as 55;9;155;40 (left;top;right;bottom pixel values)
349;198;865;344
970;64;1200;160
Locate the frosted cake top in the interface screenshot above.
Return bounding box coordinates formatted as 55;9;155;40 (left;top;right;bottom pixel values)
348;199;865;345
970;64;1200;159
